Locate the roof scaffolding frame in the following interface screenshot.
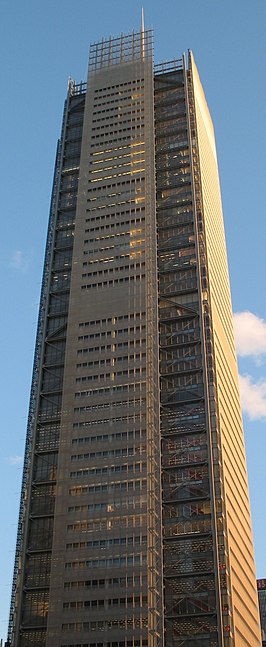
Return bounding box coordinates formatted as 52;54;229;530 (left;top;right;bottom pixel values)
89;28;154;73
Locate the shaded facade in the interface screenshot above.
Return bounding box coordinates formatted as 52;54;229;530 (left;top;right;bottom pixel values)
8;28;261;647
257;579;266;646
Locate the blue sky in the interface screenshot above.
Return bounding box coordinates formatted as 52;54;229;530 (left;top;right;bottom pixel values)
1;0;266;639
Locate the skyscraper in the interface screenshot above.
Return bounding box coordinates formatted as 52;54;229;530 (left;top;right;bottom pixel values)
7;25;261;647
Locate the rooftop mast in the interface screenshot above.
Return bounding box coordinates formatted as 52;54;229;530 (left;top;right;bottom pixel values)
141;7;145;58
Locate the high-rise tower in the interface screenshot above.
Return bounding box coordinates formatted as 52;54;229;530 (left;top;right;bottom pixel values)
7;27;261;647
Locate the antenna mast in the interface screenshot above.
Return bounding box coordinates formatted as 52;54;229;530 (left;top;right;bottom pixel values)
141;7;145;58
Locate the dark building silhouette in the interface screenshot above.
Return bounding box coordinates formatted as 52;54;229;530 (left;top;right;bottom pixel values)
257;579;266;646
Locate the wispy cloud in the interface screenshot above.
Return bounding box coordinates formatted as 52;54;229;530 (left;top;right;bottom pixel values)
238;374;266;420
9;249;28;273
8;455;23;466
233;311;266;358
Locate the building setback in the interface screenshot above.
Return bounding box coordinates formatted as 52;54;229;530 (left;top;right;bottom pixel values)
7;26;261;647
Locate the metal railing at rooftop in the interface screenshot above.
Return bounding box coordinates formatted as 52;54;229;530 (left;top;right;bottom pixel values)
68;79;87;95
154;59;183;75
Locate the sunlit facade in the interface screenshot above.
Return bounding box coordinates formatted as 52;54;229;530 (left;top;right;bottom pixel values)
7;27;261;647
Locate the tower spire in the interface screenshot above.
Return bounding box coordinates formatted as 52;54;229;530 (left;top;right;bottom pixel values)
141;7;145;59
141;7;145;33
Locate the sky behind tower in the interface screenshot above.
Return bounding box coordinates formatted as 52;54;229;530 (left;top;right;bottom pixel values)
1;0;266;639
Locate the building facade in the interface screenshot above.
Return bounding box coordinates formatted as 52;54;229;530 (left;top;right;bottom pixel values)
257;579;266;646
7;28;261;647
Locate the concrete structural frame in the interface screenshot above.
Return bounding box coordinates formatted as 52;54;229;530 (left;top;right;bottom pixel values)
7;26;261;647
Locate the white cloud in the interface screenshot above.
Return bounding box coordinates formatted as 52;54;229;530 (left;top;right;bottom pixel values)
238;374;266;420
233;311;266;358
233;311;266;421
8;455;23;465
9;249;28;272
